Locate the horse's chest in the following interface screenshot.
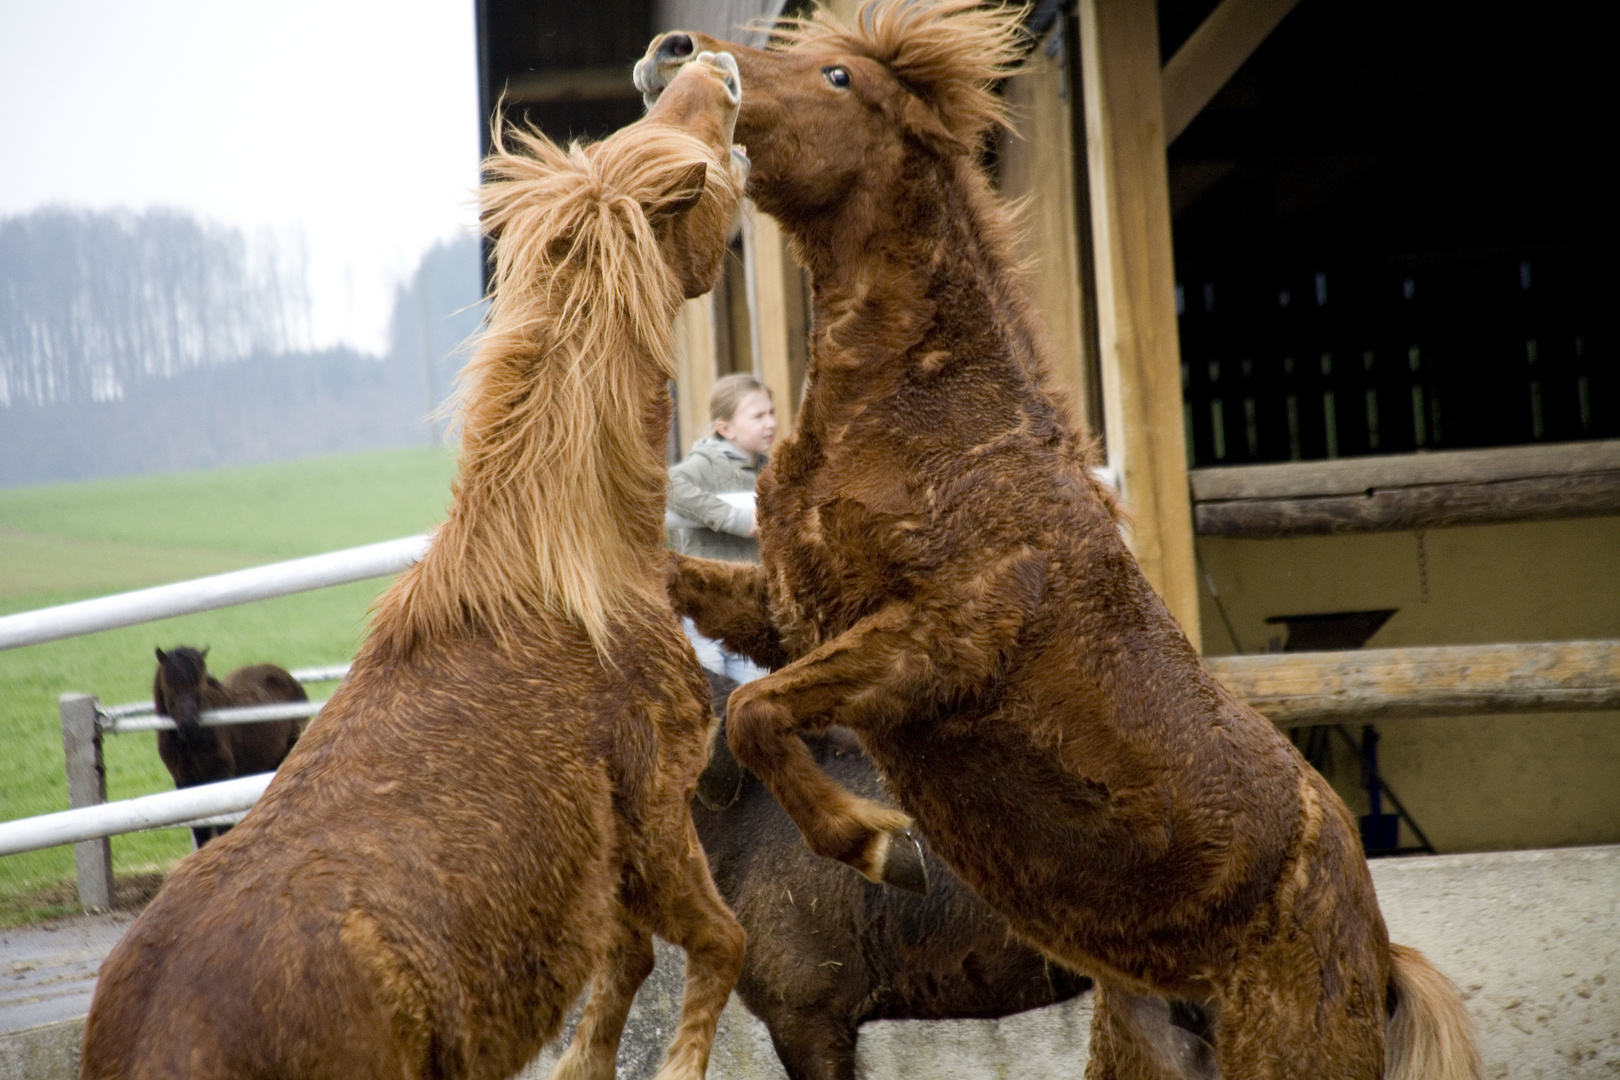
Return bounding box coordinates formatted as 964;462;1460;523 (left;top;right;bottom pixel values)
760;484;935;654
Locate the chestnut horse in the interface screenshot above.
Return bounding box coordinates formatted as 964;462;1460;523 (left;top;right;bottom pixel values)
152;646;307;848
82;53;749;1080
637;5;1481;1078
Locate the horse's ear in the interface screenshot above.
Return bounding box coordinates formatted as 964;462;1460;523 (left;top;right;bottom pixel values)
901;95;969;156
647;161;710;224
155;647;165;662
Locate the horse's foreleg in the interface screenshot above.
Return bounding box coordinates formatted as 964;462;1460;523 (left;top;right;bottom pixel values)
550;906;656;1080
632;822;746;1080
668;553;788;669
725;548;1046;894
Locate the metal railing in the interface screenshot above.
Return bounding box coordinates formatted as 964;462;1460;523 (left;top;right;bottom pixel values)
0;537;422;911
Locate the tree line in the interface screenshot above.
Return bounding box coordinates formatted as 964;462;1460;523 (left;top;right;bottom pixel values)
0;207;307;408
0;207;485;486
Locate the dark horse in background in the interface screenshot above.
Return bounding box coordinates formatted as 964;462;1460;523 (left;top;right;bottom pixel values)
694;671;1090;1080
152;646;306;848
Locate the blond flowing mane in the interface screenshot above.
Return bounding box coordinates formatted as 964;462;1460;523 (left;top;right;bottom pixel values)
374;119;737;656
774;0;1028;146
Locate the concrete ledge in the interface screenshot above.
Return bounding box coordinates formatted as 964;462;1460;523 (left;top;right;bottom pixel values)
0;1019;82;1080
6;846;1614;1079
520;844;1620;1079
1370;845;1620;1078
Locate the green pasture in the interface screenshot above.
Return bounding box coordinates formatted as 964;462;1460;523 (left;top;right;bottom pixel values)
0;447;458;924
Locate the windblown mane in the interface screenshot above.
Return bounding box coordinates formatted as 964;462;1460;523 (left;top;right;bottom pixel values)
773;0;1028;147
374;119;736;656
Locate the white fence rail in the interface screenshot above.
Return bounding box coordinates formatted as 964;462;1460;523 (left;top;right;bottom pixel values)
0;537;421;912
0;775;274;859
0;535;429;652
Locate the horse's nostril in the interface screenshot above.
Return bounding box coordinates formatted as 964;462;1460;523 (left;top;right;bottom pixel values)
669;34;694;58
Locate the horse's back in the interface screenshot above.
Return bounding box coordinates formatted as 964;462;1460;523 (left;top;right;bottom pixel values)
84;633;630;1080
218;663;307;774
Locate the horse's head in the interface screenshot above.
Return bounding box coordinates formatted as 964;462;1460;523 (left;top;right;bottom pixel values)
635;0;1023;228
154;646;214;736
621;49;750;298
480;50;748;311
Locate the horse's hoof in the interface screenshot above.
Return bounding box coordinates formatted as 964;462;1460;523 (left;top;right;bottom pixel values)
881;829;929;895
695;733;745;811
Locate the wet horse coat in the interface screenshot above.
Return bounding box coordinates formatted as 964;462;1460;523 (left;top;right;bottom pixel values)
638;4;1481;1078
81;53;749;1080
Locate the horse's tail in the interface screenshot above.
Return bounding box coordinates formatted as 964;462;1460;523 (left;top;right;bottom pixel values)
1386;942;1484;1080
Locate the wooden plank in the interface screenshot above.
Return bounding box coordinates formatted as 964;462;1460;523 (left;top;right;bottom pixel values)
743;209;806;431
502;67;644;104
1078;0;1200;646
1208;640;1620;726
1190;439;1620;501
672;294;717;458
1161;0;1300;144
1194;470;1620;537
999;22;1102;435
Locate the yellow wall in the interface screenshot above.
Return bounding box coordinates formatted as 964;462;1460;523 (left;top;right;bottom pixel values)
1197;516;1620;852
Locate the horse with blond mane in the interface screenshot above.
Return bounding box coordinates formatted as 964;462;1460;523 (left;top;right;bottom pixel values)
637;5;1482;1078
81;52;749;1080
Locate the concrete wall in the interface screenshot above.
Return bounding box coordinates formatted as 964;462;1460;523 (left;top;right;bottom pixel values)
4;847;1611;1079
1196;516;1620;853
517;845;1620;1080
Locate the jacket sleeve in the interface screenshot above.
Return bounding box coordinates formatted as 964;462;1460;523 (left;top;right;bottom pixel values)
668;461;753;536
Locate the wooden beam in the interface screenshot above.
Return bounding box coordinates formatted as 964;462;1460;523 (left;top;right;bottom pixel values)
1190;440;1620;537
1208;640;1620;726
999;21;1102;435
1195;471;1620;537
1191;439;1620;500
742;208;807;431
1078;0;1201;646
1161;0;1300;144
502;67;643;105
672;293;718;458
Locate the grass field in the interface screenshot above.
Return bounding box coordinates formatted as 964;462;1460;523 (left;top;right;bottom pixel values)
0;446;459;923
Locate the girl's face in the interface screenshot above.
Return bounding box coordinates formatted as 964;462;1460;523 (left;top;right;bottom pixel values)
716;389;778;458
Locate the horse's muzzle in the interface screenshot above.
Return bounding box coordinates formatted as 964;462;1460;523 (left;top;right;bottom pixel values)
635;31;699;108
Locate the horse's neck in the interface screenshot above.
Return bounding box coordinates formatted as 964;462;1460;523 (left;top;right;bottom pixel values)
797;171;1047;425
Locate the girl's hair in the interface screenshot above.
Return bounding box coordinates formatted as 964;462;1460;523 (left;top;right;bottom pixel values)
709;373;770;426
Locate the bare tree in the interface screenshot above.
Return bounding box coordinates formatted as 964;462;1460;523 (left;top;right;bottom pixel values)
0;207;306;406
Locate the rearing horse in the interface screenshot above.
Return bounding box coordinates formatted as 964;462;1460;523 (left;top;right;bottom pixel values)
82;52;749;1080
638;4;1481;1078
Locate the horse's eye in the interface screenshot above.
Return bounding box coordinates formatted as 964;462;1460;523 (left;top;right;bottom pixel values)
823;66;851;90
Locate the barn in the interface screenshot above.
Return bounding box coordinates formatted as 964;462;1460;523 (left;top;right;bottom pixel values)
475;0;1618;1075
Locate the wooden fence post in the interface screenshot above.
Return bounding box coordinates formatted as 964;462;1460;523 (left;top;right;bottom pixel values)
1077;0;1201;646
59;692;113;912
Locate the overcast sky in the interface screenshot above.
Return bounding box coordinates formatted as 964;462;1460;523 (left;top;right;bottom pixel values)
0;0;481;354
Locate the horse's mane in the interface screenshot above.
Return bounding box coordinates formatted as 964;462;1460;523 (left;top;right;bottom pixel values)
776;1;1120;522
374;119;737;656
774;0;1028;147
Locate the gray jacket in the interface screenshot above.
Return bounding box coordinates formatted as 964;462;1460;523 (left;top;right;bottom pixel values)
668;437;763;562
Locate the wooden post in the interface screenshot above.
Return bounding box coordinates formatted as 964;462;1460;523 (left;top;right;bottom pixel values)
742;207;807;429
672;293;718;458
59;693;112;912
1161;0;1300;144
1077;0;1201;647
998;19;1102;435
